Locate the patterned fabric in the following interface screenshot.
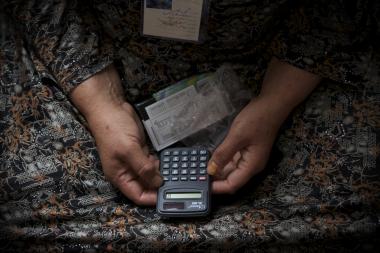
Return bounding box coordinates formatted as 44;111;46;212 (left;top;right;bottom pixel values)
0;0;379;252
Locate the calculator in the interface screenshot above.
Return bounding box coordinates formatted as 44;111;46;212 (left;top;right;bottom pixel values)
156;147;211;217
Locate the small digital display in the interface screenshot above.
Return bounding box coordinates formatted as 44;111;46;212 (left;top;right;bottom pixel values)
163;202;184;210
166;192;202;199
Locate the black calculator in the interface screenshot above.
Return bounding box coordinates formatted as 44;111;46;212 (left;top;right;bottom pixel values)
156;147;211;217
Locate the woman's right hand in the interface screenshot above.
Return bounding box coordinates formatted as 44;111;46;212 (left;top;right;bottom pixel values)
70;65;162;206
87;102;162;206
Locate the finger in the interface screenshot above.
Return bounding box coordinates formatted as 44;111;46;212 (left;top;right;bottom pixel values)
149;174;164;189
116;174;157;205
213;151;243;180
212;167;253;194
143;154;162;190
207;131;243;176
213;160;236;180
139;162;162;188
151;157;163;188
126;143;162;188
212;147;261;194
139;190;158;205
153;158;160;170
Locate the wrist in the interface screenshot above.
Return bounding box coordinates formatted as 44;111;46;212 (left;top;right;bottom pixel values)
257;57;321;116
256;86;303;123
70;64;126;121
250;96;292;129
85;101;135;133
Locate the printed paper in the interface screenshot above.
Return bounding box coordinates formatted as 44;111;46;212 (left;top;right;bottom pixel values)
143;0;204;41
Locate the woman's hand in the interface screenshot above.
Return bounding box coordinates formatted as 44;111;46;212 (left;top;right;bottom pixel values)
207;97;285;194
87;102;162;205
70;65;162;205
207;57;321;194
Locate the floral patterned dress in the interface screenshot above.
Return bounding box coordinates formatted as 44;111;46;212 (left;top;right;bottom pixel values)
0;0;379;252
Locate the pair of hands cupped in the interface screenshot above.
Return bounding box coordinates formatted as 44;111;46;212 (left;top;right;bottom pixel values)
89;98;283;206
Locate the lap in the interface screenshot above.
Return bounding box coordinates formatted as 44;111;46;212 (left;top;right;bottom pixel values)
0;13;379;251
1;74;379;252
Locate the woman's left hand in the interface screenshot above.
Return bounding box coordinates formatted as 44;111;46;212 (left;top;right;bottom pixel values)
207;57;321;194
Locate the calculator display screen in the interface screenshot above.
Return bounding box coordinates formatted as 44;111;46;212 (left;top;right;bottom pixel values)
166;192;202;199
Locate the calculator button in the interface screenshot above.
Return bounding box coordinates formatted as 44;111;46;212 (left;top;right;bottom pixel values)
199;169;206;175
162;170;170;176
200;156;207;161
190;162;197;168
181;150;189;155
199;162;207;168
181;169;188;175
163;157;170;162
163;163;170;169
190;156;197;161
163;151;171;156
190;176;197;181
181;163;188;168
173;151;180;155
172;156;180;162
171;177;179;181
172;169;179;175
200;150;207;155
199;176;207;181
172;163;179;168
181;156;189;162
191;150;197;155
180;176;188;181
163;176;170;181
190;169;197;175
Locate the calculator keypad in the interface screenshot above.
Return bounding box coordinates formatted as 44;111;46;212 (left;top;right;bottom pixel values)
161;148;209;183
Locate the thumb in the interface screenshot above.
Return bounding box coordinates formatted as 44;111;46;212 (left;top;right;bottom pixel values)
207;132;243;176
127;144;162;188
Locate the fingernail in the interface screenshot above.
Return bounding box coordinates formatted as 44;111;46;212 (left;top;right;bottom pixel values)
207;161;218;175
